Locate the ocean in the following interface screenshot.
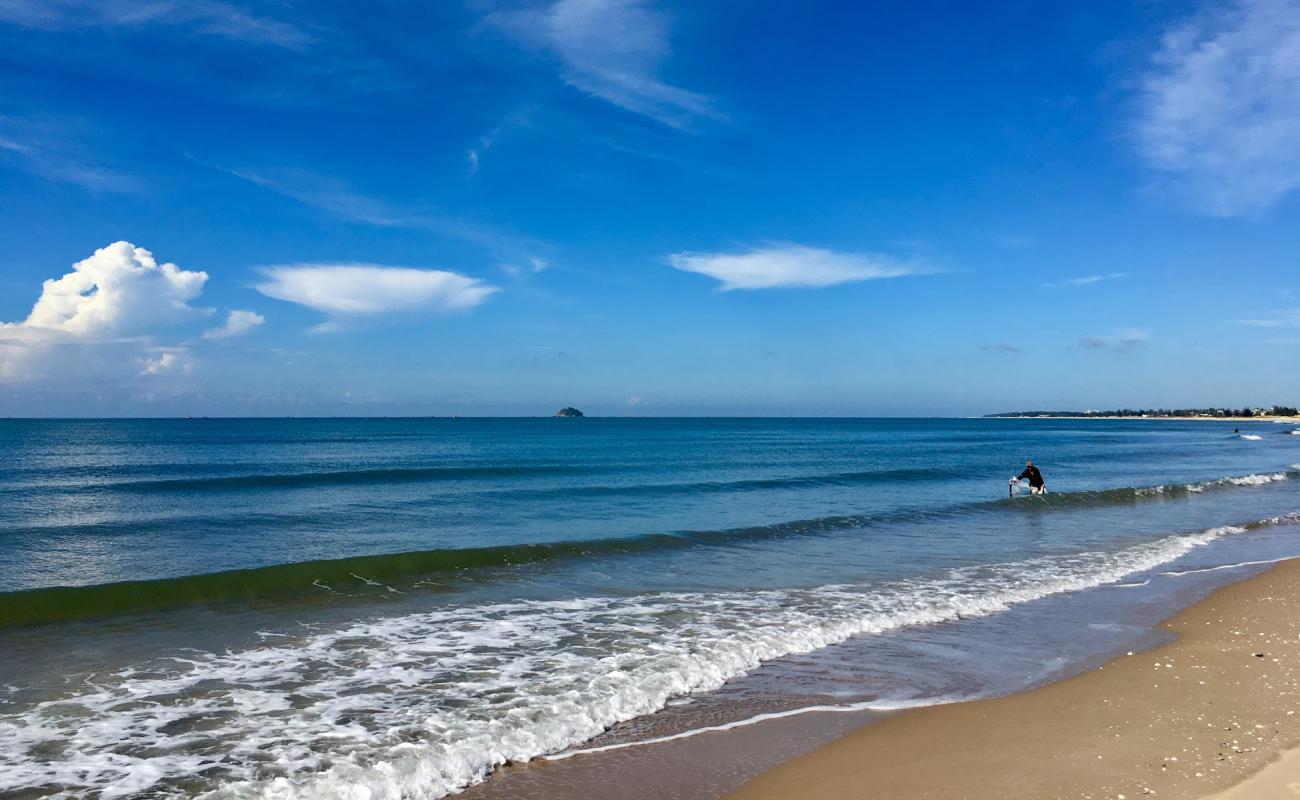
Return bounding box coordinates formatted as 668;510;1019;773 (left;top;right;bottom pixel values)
2;417;1299;799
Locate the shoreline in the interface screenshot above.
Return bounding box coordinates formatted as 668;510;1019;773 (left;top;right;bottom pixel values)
726;558;1300;800
986;415;1300;422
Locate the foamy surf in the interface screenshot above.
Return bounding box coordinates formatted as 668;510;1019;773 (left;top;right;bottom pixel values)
0;520;1272;800
1137;471;1292;496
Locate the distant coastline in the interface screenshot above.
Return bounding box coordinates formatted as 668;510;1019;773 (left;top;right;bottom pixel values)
987;406;1298;421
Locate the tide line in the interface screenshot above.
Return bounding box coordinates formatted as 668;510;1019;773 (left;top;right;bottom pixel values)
543;695;968;762
1161;555;1300;577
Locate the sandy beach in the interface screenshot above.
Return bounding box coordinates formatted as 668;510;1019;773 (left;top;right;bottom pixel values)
728;559;1300;800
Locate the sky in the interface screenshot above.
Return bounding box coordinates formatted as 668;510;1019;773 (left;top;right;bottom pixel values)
0;0;1297;417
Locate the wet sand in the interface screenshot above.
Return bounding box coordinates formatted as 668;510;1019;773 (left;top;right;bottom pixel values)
728;559;1300;800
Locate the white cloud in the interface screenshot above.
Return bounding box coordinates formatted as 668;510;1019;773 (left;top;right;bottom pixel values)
140;350;192;376
491;0;719;130
203;309;265;340
1137;0;1300;215
665;244;927;290
1044;272;1129;289
255;264;499;317
465;128;497;178
6;241;207;338
0;241;209;383
1066;272;1128;286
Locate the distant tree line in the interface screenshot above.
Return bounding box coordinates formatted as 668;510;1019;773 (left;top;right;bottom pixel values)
987;406;1299;418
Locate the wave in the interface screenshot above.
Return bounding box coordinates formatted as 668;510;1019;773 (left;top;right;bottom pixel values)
4;470;1295;627
998;470;1295;509
96;464;598;493
6;464;962;499
0;518;1275;800
507;466;961;499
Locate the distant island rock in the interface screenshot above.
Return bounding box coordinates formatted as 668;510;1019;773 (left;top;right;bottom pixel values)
554;407;585;418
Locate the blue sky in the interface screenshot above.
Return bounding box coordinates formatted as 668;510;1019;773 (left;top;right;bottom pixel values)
0;0;1297;416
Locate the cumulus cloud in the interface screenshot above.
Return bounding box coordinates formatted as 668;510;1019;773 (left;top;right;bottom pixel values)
1137;0;1300;215
490;0;719;129
140;350;192;376
1078;329;1149;353
666;244;927;290
203;309;265;340
6;241;208;338
255;264;499;317
0;242;211;383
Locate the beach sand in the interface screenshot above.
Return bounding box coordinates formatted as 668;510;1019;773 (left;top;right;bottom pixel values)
727;559;1300;800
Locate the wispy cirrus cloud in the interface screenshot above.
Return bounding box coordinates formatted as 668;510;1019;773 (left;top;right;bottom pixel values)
1137;0;1300;216
991;233;1036;249
210;163;549;262
255;264;499;331
980;343;1024;354
1065;272;1128;286
0;0;313;49
1234;308;1300;328
1078;329;1148;353
666;244;930;290
488;0;720;130
0;116;137;192
1044;272;1129;289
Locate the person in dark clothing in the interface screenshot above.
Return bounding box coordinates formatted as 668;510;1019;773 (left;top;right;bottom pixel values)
1015;460;1046;494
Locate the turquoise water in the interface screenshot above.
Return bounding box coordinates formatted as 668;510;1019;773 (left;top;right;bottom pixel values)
2;418;1299;798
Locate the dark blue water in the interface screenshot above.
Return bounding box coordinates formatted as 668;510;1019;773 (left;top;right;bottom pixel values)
2;418;1298;799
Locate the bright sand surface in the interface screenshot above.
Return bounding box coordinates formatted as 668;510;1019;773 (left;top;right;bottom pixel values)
727;560;1300;800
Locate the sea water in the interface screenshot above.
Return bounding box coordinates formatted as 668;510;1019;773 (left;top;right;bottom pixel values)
1;418;1299;798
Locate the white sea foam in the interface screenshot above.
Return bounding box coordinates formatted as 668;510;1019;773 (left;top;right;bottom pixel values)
1240;434;1263;440
0;524;1257;800
1139;471;1292;496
